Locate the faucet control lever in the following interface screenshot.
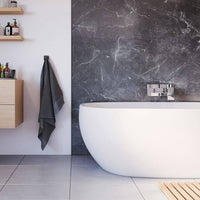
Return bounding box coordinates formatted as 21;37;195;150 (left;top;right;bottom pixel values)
147;83;175;101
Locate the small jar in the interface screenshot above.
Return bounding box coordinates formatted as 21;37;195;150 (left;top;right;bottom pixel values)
10;0;17;7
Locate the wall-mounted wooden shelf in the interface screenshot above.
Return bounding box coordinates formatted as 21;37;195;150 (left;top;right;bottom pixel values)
0;7;24;15
0;35;24;41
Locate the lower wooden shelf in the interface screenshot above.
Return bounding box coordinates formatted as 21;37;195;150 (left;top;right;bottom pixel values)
0;35;24;41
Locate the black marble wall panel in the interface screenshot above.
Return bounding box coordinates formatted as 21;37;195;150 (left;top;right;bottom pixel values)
72;0;200;154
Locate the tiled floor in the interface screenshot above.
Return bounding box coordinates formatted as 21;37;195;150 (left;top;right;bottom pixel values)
0;155;195;200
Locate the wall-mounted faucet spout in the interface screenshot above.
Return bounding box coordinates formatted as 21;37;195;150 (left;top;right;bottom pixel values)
147;83;175;101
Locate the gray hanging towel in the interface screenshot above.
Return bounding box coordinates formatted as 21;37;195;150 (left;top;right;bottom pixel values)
38;56;64;150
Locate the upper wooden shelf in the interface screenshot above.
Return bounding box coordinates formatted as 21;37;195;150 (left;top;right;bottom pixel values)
0;7;24;15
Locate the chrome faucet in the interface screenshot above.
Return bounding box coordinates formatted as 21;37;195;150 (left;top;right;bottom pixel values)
147;83;175;101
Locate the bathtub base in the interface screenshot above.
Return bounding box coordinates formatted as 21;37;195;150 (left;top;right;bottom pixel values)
80;102;200;178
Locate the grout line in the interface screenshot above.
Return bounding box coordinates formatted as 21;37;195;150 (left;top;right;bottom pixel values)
0;155;25;193
131;178;146;200
68;155;73;200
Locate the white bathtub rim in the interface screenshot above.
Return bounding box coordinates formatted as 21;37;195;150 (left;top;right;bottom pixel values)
80;102;200;110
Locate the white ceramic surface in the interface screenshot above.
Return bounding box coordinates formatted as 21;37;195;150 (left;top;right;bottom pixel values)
79;102;200;178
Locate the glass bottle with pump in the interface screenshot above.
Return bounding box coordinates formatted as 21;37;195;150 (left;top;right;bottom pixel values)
12;19;19;35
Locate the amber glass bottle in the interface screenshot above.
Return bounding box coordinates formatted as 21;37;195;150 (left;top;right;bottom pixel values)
12;19;19;35
4;63;10;78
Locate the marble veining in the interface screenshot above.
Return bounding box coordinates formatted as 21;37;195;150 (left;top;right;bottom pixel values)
72;0;200;154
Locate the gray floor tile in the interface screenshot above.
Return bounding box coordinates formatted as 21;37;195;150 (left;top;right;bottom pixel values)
0;156;71;199
2;155;197;200
0;166;17;185
0;185;4;191
71;157;143;200
72;156;134;185
72;165;134;185
0;156;23;165
21;155;71;166
72;156;97;168
71;183;143;200
6;155;71;185
8;164;71;185
133;178;168;200
0;184;69;200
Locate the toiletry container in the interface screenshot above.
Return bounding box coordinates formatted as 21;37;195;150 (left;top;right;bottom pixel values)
12;19;19;35
4;22;12;36
10;0;17;7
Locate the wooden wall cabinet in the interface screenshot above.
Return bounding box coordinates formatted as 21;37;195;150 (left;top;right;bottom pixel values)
0;80;23;128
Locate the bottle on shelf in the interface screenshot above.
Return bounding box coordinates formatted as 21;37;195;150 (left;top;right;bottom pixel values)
9;0;17;7
4;62;10;78
12;19;19;35
1;64;4;78
4;22;12;36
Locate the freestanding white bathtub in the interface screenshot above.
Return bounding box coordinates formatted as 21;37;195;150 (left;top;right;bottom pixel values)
79;102;200;178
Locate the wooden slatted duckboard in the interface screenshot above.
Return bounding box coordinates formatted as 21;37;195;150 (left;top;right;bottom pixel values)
158;182;200;200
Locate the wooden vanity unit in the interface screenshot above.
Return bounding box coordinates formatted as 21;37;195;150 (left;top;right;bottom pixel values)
0;80;23;128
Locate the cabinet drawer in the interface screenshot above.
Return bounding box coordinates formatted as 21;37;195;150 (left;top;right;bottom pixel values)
0;105;15;128
0;80;15;104
0;80;23;128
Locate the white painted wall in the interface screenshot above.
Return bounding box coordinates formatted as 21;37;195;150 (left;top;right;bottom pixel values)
0;0;71;155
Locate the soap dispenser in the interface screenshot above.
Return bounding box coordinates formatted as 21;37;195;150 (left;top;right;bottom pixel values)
12;19;19;35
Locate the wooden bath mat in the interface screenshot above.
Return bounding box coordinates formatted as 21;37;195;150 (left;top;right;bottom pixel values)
158;182;200;200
